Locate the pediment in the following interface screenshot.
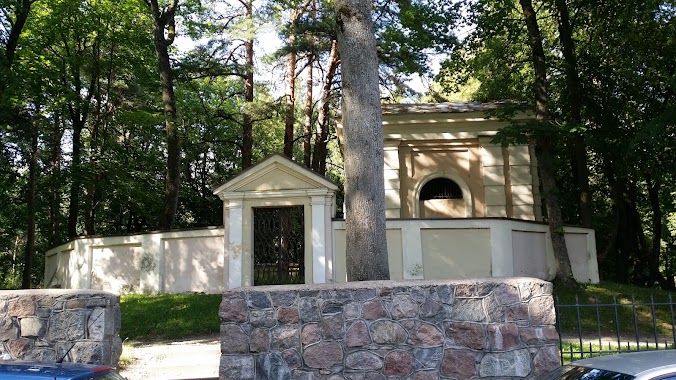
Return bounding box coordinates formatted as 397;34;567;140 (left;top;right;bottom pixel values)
213;154;339;195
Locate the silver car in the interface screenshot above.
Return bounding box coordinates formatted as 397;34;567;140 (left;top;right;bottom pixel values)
543;350;676;380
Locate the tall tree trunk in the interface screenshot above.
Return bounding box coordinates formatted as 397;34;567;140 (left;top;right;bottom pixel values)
242;0;254;169
554;0;592;228
312;40;339;175
284;36;297;159
4;0;33;65
519;0;575;287
646;175;667;287
49;114;63;246
303;52;314;167
85;40;102;236
21;115;38;289
149;0;180;230
335;0;389;281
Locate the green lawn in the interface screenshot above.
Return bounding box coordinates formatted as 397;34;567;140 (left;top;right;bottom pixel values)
119;293;221;342
553;281;676;340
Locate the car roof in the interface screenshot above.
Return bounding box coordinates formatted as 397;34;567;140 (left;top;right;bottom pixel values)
571;350;676;378
0;360;115;379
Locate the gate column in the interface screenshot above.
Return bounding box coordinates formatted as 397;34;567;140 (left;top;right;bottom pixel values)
219;193;245;289
309;189;335;284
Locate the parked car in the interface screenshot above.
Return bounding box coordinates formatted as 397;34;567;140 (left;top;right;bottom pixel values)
542;350;676;380
0;360;124;380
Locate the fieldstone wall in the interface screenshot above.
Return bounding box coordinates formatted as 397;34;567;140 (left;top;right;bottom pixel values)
219;278;560;380
0;289;122;365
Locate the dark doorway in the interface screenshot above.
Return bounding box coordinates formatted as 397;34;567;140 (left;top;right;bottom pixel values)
252;206;305;285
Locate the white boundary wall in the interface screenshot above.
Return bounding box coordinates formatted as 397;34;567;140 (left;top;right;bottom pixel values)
44;220;598;294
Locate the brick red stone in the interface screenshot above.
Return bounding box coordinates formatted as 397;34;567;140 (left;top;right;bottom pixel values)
277;307;299;324
493;284;520;305
391;295;419;319
440;349;476;379
408;323;443;347
488;323;520;350
383;351;412;376
362;301;387;320
303;342;343;368
445;321;486;350
520;326;559;345
533;346;560;375
250;328;269;352
302;323;320;347
346;320;370;347
506;303;530;322
221;324;248;354
8;339;31;358
8;299;36;317
220;298;248;322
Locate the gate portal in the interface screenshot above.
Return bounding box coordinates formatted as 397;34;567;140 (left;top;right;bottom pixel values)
253;206;305;285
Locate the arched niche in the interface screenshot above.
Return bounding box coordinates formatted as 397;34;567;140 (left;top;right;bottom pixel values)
413;172;474;218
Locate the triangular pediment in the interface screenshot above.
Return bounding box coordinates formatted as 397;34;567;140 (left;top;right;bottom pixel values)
213;154;339;195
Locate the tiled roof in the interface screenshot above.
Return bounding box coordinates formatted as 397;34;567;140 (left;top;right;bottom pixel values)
381;101;514;115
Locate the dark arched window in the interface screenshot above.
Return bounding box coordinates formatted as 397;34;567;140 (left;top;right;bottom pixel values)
420;178;463;200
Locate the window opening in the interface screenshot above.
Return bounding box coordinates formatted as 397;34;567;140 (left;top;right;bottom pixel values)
420;178;463;200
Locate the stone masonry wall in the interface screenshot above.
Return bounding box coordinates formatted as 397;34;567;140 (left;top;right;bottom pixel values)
220;278;560;380
0;289;122;365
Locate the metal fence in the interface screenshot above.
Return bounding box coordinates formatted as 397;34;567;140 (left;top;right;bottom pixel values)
555;294;676;364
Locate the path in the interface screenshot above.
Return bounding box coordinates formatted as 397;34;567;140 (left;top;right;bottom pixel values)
118;335;220;380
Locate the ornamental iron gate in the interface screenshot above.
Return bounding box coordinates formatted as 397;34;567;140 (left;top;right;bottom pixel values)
252;206;305;285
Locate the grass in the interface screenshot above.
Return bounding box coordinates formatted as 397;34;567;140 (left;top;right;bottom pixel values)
119;293;221;342
553;281;676;341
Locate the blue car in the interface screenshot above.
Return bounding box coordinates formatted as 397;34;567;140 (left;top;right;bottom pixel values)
0;361;124;380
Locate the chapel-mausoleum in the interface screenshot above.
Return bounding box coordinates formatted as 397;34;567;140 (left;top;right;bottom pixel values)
44;102;599;294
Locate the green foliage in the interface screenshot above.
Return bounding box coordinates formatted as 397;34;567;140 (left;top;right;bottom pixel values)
119;294;222;341
436;0;676;285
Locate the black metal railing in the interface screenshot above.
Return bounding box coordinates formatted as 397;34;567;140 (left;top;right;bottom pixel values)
555;294;676;364
252;206;305;286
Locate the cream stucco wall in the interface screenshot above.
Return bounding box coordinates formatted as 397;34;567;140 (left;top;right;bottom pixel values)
44;228;225;294
376;110;540;221
163;235;225;293
332;218;598;284
44;219;599;293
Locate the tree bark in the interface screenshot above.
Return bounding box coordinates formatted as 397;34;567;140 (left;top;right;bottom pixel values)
284;35;297;159
312;40;339;175
646;175;667;287
3;0;33;67
335;0;389;281
21;115;38;289
554;0;592;228
519;0;575;287
242;0;254;169
148;0;180;230
49;114;63;246
303;52;314;167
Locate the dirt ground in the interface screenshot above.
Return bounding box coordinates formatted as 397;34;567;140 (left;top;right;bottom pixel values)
118;335;220;380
